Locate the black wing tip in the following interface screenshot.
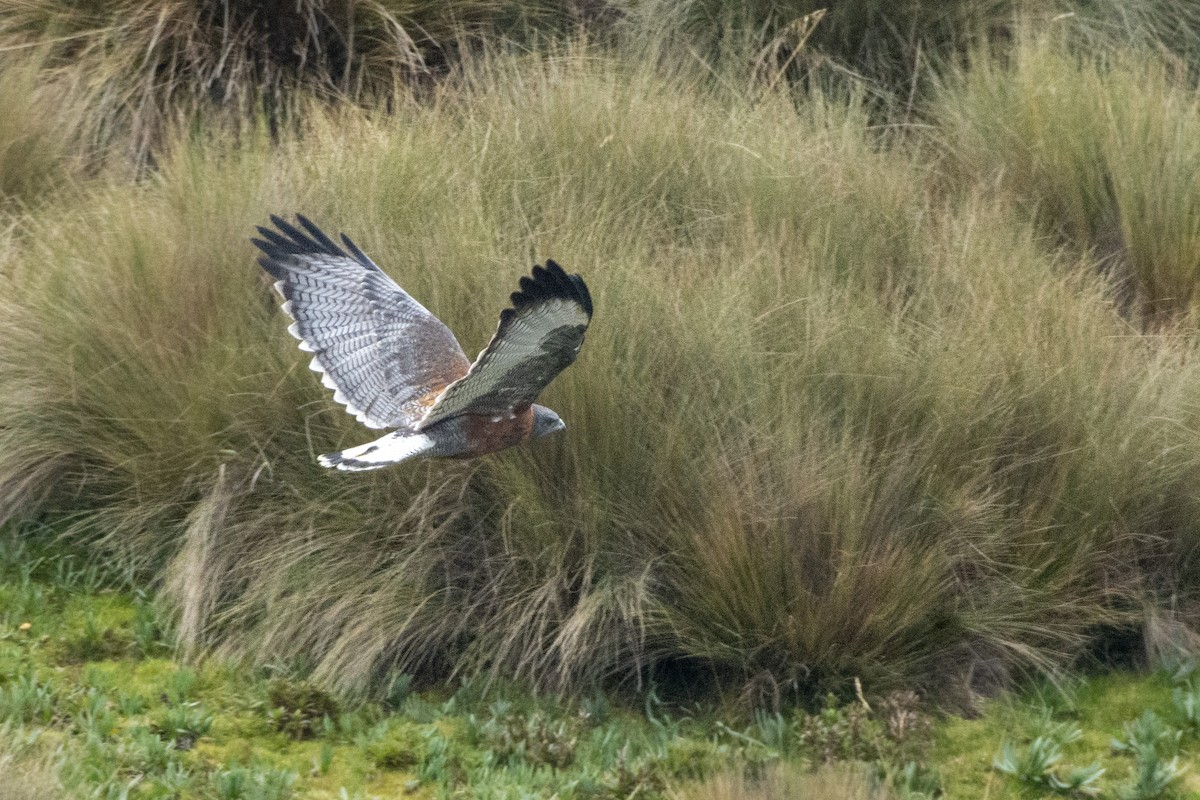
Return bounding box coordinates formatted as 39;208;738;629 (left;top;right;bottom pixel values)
251;214;374;268
510;259;593;318
255;254;287;281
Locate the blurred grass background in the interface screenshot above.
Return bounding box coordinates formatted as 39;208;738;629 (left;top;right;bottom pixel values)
2;0;1200;707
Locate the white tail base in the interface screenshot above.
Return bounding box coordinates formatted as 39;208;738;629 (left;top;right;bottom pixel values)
319;431;436;471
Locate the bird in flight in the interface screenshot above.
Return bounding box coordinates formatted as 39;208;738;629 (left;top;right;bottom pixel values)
253;215;593;471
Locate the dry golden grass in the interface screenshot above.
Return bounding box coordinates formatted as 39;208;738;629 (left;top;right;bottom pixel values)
0;735;63;800
672;763;893;800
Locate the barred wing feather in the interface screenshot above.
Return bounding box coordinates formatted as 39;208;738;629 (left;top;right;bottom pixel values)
253;215;470;431
418;260;592;428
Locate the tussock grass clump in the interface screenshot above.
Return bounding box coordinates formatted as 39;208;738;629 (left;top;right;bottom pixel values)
0;0;592;167
3;48;1200;703
936;36;1200;317
628;0;1024;82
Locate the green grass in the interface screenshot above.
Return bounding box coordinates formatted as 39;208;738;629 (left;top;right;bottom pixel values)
10;535;1200;798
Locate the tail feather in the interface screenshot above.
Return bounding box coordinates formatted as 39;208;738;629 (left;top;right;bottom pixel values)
319;431;435;471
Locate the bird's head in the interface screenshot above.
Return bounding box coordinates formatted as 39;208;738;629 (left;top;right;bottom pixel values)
531;404;567;438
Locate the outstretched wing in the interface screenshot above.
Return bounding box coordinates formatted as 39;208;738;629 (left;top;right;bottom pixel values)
417;260;592;429
253;214;470;431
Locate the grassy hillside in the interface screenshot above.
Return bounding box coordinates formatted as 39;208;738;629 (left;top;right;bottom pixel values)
2;0;1200;716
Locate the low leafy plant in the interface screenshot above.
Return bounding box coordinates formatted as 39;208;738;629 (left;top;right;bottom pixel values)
0;726;62;800
74;688;119;742
0;673;57;724
50;556;107;595
265;679;338;740
579;693;610;728
475;703;579;769
606;742;669;798
330;708;379;742
886;760;944;799
993;720;1103;796
0;578;46;628
164;668;197;704
365;724;423;770
380;672;413;711
399;694;443;725
717;691;934;771
211;763;297;800
152;760;194;794
1117;743;1186;800
115;691;146;716
752;710;796;754
1111;710;1182;759
121;726;179;775
660;736;725;783
712;717;777;768
151;701;213;750
1172;681;1200;733
1052;764;1107;798
877;691;935;765
57;612;131;663
310;742;334;776
1108;705;1187;800
800;694;885;764
417;729;455;785
993;737;1061;785
81;665;115;692
132;591;169;657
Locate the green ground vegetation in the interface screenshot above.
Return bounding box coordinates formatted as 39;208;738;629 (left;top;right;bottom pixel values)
0;531;931;798
7;532;1200;798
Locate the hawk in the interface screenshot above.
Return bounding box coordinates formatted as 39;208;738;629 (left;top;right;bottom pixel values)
252;215;593;471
